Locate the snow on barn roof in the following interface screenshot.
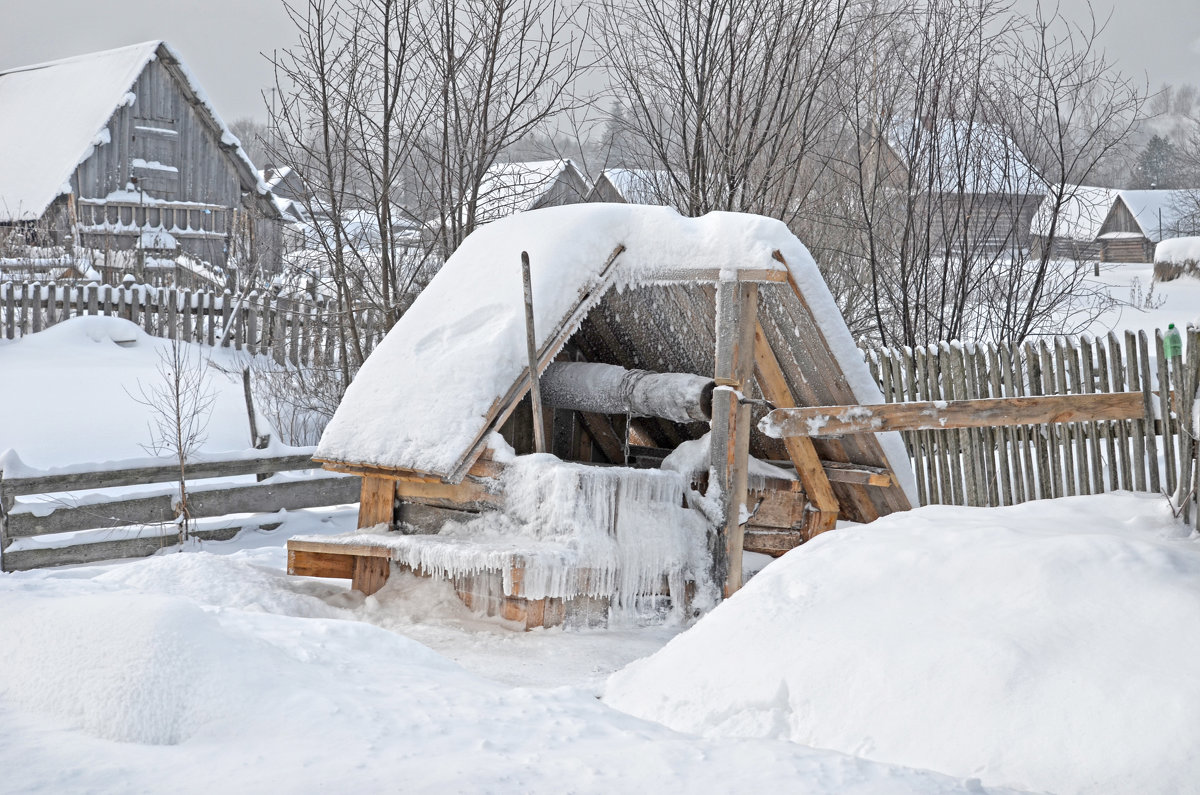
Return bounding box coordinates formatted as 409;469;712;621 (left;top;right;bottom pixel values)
1112;190;1197;243
596;168;672;205
886;119;1042;196
0;41;271;223
1030;185;1118;241
315;203;917;511
474;159;589;224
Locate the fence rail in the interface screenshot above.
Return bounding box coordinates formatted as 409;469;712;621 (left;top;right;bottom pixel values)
0;280;389;365
865;327;1200;528
0;451;360;571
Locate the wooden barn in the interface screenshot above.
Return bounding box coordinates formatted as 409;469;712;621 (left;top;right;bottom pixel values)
287;205;915;629
472;159;591;226
0;41;281;284
873;118;1044;255
1029;185;1117;261
586;168;671;205
1095;190;1199;263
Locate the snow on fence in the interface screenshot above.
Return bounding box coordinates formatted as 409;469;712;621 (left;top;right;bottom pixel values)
0;451;360;571
864;327;1200;527
0;280;389;365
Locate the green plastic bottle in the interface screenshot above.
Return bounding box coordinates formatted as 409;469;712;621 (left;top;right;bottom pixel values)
1165;323;1183;359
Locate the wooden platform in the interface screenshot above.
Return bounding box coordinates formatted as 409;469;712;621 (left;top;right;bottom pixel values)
287;538;617;630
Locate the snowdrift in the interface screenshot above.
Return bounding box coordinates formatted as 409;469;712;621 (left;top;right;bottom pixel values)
604;492;1200;794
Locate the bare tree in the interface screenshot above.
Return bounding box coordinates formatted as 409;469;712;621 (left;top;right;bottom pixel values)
129;338;217;543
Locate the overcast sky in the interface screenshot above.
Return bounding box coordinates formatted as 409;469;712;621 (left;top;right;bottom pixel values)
0;0;1197;124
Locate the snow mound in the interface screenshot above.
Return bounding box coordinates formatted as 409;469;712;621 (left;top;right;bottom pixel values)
604;492;1200;794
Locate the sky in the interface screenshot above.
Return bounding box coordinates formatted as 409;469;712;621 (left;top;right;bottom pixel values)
0;0;1197;124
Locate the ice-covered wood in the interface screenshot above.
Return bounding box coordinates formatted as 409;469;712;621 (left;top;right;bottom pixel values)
540;362;714;423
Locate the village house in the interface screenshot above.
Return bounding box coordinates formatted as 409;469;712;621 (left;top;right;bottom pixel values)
1031;186;1200;263
0;41;282;286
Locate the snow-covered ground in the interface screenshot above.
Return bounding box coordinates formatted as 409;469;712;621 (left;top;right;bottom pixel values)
2;267;1199;793
1080;259;1200;336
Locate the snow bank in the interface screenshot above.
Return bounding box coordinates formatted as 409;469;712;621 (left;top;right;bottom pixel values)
0;315;275;469
1155;236;1200;281
604;492;1200;794
0;541;1010;793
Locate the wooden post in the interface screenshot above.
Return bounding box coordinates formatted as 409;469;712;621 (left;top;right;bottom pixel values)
521;251;547;454
357;475;396;530
710;280;757;597
752;323;839;538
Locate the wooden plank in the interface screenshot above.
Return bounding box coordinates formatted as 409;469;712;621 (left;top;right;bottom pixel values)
1095;341;1118;492
1109;333;1134;491
752;323;838;535
711;281;757;596
819;461;893;487
288;547;355;579
998;343;1028;504
1124;331;1148;492
1070;338;1099;494
287;538;392;558
1157;330;1178;493
903;347;929;506
644;266;788;284
394;478;501;509
352;555;391;596
7;493;175;538
0;454;321;497
986;344;1013;505
939;343;966;505
1035;342;1060;499
357;475;396;529
1;521;281;572
743;527;805;556
1076;337;1099;494
1138;330;1162;493
762;393;1145;437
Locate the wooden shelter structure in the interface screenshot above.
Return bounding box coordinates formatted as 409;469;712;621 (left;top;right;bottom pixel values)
288;205;915;628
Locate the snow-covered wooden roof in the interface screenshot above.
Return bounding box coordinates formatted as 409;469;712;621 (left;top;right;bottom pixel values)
474;159;590;224
886;119;1042;196
315;204;916;517
0;41;271;223
1109;190;1197;243
1030;185;1118;241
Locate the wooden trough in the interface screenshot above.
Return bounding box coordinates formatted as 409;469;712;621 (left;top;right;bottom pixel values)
286;207;915;628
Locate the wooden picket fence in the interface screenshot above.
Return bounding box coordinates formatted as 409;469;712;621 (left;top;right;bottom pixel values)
0;281;389;365
0;451;361;571
864;327;1200;526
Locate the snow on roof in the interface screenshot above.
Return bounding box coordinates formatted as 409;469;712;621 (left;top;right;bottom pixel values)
474;159;589;224
1113;190;1196;243
316;204;912;501
0;42;157;222
886;119;1042;196
1030;185;1117;241
0;41;271;224
597;168;672;205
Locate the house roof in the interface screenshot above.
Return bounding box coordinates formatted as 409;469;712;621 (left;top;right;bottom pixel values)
0;41;273;223
314;203;917;518
474;159;590;224
592;168;671;205
1110;190;1197;243
1030;185;1118;241
886;119;1042;196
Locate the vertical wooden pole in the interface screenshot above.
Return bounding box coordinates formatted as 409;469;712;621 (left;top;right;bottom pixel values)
357;475;396;530
710;280;757;597
521;251;547;454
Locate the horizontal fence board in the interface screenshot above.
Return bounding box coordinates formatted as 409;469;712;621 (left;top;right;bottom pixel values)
7;494;176;538
0;521;281;572
1;454;320;497
187;476;360;519
764;393;1146;437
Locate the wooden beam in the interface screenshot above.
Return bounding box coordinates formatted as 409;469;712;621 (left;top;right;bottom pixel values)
762;392;1146;438
357;475;396;529
752;323;839;537
288;548;354;579
820;461;894;487
710;281;757;596
352;555;391;596
643;267;788;284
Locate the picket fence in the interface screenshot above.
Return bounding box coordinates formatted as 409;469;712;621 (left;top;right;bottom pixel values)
865;327;1200;527
0;281;388;365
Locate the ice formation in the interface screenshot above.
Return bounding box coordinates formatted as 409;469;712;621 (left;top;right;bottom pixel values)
310;455;716;615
